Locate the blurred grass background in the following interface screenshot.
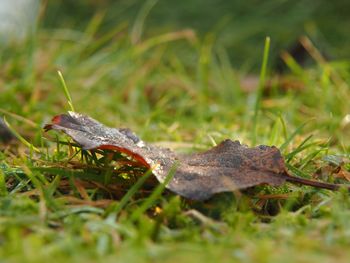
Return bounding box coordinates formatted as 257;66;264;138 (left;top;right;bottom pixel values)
1;0;349;142
1;0;349;167
44;0;350;69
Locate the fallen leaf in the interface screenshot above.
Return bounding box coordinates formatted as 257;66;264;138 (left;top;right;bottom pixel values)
44;112;349;200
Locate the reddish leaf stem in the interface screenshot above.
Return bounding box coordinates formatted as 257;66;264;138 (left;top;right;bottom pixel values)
284;172;349;191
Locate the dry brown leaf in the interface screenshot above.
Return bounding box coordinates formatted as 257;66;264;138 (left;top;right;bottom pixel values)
44;112;349;200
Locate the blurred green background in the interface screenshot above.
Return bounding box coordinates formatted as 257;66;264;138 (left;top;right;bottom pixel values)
1;0;349;144
44;0;350;70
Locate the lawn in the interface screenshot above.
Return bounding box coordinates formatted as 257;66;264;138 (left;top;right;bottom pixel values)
0;2;349;262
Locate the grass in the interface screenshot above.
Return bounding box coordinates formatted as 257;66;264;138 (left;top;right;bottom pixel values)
0;5;350;263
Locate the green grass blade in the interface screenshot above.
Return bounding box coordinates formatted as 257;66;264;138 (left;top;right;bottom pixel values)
131;0;158;44
285;134;315;162
285;163;312;179
279;122;308;152
299;148;325;169
3;117;40;153
252;36;270;145
0;108;38;128
130;163;177;221
113;168;154;216
0;169;8;196
57;70;75;112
